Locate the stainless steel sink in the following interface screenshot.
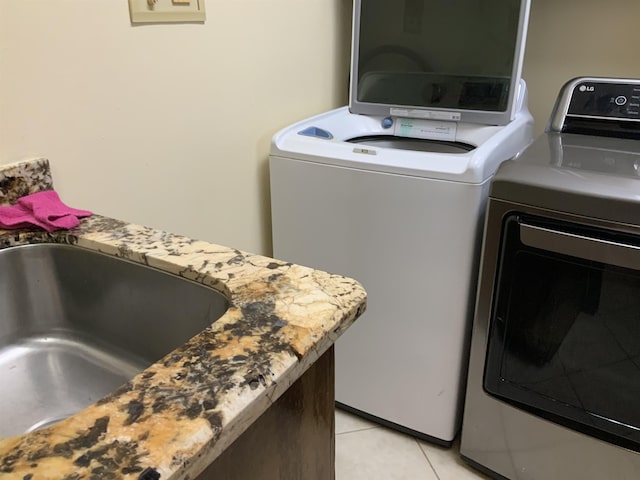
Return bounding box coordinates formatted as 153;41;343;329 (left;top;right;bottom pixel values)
0;244;228;438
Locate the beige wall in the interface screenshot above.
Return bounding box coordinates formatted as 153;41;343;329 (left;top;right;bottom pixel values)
1;0;640;256
523;0;640;134
0;0;352;255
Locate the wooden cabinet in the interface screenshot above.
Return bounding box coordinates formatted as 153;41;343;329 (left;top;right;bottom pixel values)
197;347;335;480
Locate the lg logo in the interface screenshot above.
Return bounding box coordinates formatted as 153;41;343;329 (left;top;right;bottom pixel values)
579;85;595;92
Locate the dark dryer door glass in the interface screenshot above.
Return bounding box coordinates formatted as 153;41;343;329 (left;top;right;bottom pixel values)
484;214;640;452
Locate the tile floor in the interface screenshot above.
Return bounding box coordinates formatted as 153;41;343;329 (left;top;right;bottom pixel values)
335;408;491;480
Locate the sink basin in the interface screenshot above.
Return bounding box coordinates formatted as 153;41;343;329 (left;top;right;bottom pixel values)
0;243;228;438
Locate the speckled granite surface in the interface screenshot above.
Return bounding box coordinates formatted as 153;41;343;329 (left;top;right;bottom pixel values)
0;158;53;206
0;159;366;480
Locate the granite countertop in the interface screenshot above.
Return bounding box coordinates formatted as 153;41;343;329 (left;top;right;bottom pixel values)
0;159;366;480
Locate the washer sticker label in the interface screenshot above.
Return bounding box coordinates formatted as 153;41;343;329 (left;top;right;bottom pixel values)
394;118;457;142
352;147;377;155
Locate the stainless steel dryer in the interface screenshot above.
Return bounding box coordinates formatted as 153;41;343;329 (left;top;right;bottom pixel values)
460;77;640;479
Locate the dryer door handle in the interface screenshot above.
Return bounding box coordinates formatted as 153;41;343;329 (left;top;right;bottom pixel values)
519;223;640;270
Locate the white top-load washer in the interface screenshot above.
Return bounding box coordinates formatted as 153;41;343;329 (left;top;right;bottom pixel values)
270;94;533;443
270;0;533;444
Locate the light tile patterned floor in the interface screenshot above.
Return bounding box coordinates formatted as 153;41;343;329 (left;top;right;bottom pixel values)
335;409;492;480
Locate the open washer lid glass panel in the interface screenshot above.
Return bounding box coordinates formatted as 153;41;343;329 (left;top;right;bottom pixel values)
349;0;531;126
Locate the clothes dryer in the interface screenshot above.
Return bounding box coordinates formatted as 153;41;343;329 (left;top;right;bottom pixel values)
461;77;640;478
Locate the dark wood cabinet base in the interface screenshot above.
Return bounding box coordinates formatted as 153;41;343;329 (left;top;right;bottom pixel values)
196;347;335;479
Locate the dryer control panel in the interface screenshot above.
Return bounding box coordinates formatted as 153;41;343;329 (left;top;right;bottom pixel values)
548;77;640;139
568;81;640;120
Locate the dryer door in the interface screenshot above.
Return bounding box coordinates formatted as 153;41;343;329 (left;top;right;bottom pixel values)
484;213;640;453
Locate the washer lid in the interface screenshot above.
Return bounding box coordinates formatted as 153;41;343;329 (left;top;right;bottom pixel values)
491;133;640;225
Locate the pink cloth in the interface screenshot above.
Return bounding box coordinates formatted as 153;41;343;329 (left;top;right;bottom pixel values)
0;190;92;232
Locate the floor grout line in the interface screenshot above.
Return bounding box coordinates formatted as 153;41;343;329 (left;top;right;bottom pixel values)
335;425;380;436
416;438;442;480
